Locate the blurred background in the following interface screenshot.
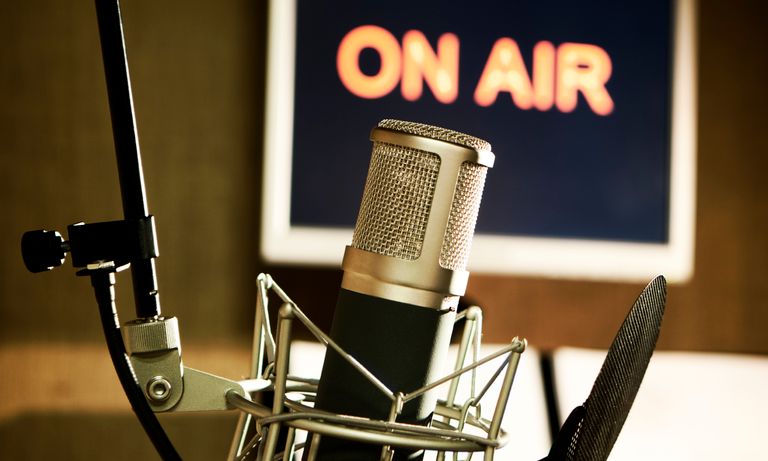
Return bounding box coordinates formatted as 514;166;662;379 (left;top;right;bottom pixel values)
0;0;766;459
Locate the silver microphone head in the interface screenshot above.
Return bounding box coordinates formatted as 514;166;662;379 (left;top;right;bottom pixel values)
341;119;494;309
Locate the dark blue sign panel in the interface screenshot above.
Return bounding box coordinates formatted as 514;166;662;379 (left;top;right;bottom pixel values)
262;0;696;281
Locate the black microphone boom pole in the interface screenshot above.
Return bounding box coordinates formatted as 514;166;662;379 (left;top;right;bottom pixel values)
312;120;495;460
95;0;161;319
92;0;178;458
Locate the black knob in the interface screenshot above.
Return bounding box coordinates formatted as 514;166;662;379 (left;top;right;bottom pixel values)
21;230;68;273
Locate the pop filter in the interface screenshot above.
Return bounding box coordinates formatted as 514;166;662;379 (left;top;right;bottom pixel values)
543;275;667;461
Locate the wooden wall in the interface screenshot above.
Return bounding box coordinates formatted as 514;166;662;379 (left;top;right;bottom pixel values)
1;0;265;345
0;0;766;459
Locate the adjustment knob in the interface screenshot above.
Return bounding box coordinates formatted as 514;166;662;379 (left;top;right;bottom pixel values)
21;230;67;273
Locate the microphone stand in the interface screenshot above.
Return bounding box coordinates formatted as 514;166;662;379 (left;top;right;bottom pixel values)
22;0;245;457
94;0;161;320
91;0;182;458
21;0;180;458
90;0;178;458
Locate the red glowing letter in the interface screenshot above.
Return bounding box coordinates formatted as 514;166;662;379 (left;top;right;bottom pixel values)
337;25;401;99
532;41;556;111
401;30;459;104
474;38;533;109
556;43;614;115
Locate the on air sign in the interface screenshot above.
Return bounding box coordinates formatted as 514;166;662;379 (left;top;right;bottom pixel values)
337;25;614;115
262;0;697;282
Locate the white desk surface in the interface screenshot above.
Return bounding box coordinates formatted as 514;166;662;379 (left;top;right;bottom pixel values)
552;348;768;460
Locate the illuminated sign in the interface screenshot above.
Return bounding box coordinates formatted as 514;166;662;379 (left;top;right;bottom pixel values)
337;26;614;115
261;0;697;282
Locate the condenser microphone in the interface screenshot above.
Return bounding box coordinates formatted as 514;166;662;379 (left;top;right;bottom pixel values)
312;119;494;460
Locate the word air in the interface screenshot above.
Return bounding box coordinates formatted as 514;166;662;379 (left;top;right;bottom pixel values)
337;25;614;116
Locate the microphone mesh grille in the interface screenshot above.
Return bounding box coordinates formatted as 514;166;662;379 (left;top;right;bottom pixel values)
378;119;491;152
439;162;488;270
351;142;440;260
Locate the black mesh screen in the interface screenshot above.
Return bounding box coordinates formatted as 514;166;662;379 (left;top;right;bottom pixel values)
567;275;667;461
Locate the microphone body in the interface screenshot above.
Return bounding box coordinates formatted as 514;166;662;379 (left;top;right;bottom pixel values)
312;120;494;460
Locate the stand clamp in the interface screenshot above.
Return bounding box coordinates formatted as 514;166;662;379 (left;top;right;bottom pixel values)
123;318;247;413
21;216;159;273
